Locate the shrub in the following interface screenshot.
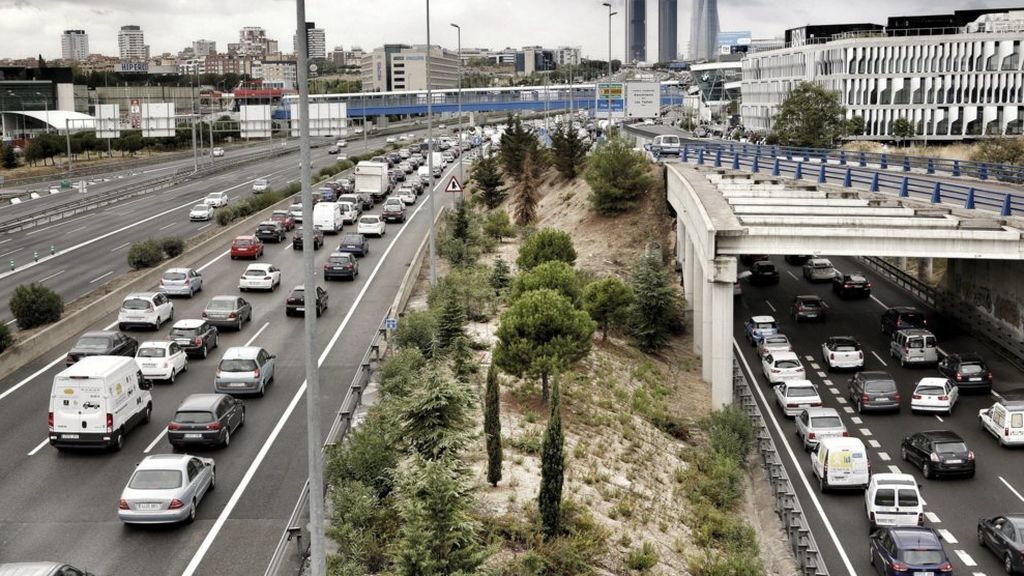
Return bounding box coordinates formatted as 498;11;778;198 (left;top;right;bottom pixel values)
9;282;64;330
160;237;186;258
702;406;755;463
127;239;166;269
582;276;635;340
626;541;659;572
583;136;654;215
511;261;582;305
516;228;577;271
490;257;512;296
428;265;496;322
393;309;438;358
482;210;516;242
972;138;1024;166
686;451;745;511
378;348;426;398
628;253;683;353
0;322;12;353
325;413;400;499
215;206;235;226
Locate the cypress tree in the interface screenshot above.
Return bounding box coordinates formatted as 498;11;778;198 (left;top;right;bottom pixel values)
538;378;564;538
484;363;503;487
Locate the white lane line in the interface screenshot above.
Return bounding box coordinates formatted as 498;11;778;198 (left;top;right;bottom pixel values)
110;242;130;252
810;362;820;370
860;428;873;436
925;512;941;523
787;270;799;280
954;550;977;567
804;355;814;362
731;340;858;576
938;530;958;544
935;415;944;422
89;271;113;284
245;322;270;345
851;416;863;424
197;223;213;231
25;215;90;236
837;396;848;404
765;299;776;312
143;428;168;454
829;388;840;396
878;452;891;461
816;371;827;378
0;247;24;259
1000;476;1024;504
870;295;888;309
4;319;15;326
180;167;449;576
888;465;902;474
868;439;881;448
843;406;855;414
158;223;176;231
823;379;833;386
0;238;10;245
64;225;87;235
39;269;65;283
871;351;888;366
27;438;49;456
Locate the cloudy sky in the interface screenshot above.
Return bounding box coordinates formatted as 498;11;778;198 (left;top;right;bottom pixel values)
0;0;1013;61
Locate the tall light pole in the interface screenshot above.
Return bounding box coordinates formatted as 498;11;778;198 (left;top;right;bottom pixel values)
426;0;437;286
34;91;51;134
602;3;617;77
450;22;464;190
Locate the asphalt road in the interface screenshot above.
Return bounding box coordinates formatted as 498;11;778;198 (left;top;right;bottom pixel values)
0;133;413;326
733;254;1024;576
0;154;464;575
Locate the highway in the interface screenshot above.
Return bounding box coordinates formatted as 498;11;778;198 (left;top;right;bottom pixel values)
733;254;1024;576
0;150;463;574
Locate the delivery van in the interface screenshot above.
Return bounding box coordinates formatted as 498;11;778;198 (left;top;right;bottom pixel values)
810;436;871;492
865;473;923;530
48;356;153;451
312;201;343;234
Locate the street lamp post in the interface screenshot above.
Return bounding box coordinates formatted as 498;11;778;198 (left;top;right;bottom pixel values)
34;92;51;134
426;0;437;286
601;3;617;77
450;22;464;192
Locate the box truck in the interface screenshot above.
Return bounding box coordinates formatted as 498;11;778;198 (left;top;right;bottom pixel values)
355;161;390;203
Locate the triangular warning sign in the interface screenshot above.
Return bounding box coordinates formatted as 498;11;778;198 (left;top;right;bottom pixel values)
444;175;464;193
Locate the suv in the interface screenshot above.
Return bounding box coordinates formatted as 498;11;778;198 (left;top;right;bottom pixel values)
168;319;219;359
167;394;245;449
937;352;992;392
848;371;901;413
881;306;927;336
214;346;276;397
900;430;975;478
292;226;324;250
868;527;953;576
285;286;328;317
255;221;286;243
791;294;827;322
832;273;872;298
118;292;174;331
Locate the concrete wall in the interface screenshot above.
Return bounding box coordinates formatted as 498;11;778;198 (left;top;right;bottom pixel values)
944;258;1024;340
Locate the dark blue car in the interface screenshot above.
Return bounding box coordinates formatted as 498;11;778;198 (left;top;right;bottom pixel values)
869;526;952;576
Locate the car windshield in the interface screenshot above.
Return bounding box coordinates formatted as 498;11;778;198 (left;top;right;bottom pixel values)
122;298;151;310
959;362;984;374
220;359;257;372
170;327;200;338
899;550;944;565
129;469;183;490
787;387;817;397
776;360;801;369
207;300;236;311
174;410;214;424
138;347;166;358
755;322;775;330
163;272;186;281
916;385;946;396
865;380;896;393
934;441;967;454
799;299;821;307
74;336;111;349
811;416;842;428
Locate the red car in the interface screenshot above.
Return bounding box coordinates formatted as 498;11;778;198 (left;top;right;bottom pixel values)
230;235;264;259
270;210;296;231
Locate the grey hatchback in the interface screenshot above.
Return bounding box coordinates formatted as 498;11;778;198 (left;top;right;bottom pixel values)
214;346;276;397
167;394;245;449
848;371;902;413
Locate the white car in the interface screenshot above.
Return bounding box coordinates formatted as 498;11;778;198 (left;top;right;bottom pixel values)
252;178;269;193
212;147;225;157
203;192;229;208
239;263;282;292
910;377;959;415
118;292;174;331
189;204;214;221
398;134;408;141
795;407;848;451
397;187;417;205
118;454;215;525
821;336;864;371
353;127;364;135
386;136;397;144
758;334;792;359
288;203;304;223
774;380;823;417
336;140;347;148
357;215;386;237
383;197;403;208
761;351;806;384
136;341;188;383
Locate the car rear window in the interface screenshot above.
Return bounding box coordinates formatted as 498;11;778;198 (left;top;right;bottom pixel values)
764;336;788;346
898;490;919;506
755;322;775;330
916;385;946;396
900;312;925;325
207;300;236;310
163;272;186;281
812;262;831;269
244;269;267;277
170;327;200;338
137;347;166;358
933;441;967;454
129;469;183;490
758;263;776;272
875;488;896;506
220;359;257;372
799;299;821;307
788;387;817;397
330;256;352;264
865;380;896;393
234;239;252;247
899;550;943;565
359;217;379;224
776;360;801;369
835;343;860;352
959;363;984;375
341;235;362;243
174;410;214;424
122;298;151;310
1013;413;1024;428
258;224;277;232
811;416;842;428
75;336;111;349
849;275;867;282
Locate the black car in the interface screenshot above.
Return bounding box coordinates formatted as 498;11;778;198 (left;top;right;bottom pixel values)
357;193;373;210
783;255;812;265
66;331;139;365
285;286;328;317
900;430;975;479
168;319;220;359
292;226;324;250
882;306;927;336
937;353;992;392
740;254;770;265
833;273;872;298
749;261;780;286
978;514;1024;574
337;233;369;257
167;393;245;449
382;203;406;223
323;252;359;280
255;221;286;243
201;295;253;331
848;371;901;413
791;294;827;322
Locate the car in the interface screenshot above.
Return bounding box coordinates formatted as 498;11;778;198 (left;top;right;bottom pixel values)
189;204;215;221
900;430;975;479
398;134;408;141
337;201;360;224
239;263;282;291
865;473;923;530
382;202;406;223
868;527;953;576
821;336;864;371
749;260;780;286
201;295;252;331
978;393;1024;446
323;252;359;280
159;267;204;297
203;191;229;208
848;371;901;413
977;514;1024;574
270;209;296;231
890;328;938;367
353;127;364;135
910;377;958;415
118;454;215;525
773;380;822;417
230;235;264;260
285;285;328;317
744;315;779;346
761;351;806;384
386;136;397;143
336;194;363;216
336;140;347;148
802;258;837;282
783;255;812;265
936;352;992;392
212;147;225;157
833;272;872;298
0;562;95;576
391;168;406;182
791;294;827;322
66;331;138;365
327;145;340;154
881;306;927;336
214;346;276;396
757;334;792;358
167;394;245;449
288;203;304;223
795;407;848;451
252;178;269;193
136;341;188;383
168;319;219;359
255;220;287;243
811;436;871;492
357;215;386;237
397;186;417;205
292;226;324;250
432;166;443;178
740;254;771;265
118;292;174;331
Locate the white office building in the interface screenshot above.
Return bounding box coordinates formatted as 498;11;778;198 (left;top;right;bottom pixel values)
118;25;148;61
294;25;326;60
61;30;89;61
741;10;1024;139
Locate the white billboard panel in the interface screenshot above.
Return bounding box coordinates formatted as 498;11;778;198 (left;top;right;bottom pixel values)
142;102;176;138
289;102;347;137
626;82;660;119
95;104;121;139
240;105;273;138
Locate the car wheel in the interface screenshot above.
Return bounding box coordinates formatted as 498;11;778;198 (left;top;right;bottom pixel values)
819;474;827;493
240;287;246;292
857;399;864;414
979;527;986;547
1005;553;1013;575
169;368;176;384
111;429;125;451
222;428;231;448
186;500;197;524
119;323;126;331
239;408;246;427
922;462;931;479
257;383;265;398
201;344;208;359
142;404;152;424
183;360;188;373
236;319;243;331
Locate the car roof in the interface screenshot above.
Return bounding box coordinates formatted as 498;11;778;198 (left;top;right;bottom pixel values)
176;393;229;412
341;234;364;240
953;352;984;362
782;379;815;388
0;562;71;576
827;336;858;344
870;472;917;486
763;334;789;342
818;436;865;449
329;252;354;258
81;330;117;338
164;267;193;273
896;328;933;336
234;234;257;240
172;319;206;329
125;292;159;299
889;527;942;549
208;295;239;302
802;407;840;418
139;340;174;348
914;377;950;388
890;306;921;313
221;346;263;359
860;371;895;381
258;220;279;226
808;258;832;264
915;430;964;442
751;315;776;323
360;215;381;220
795;294;822;300
770;351;799;361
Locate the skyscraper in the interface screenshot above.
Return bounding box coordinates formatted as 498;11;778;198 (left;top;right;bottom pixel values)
658;0;678;62
118;25;148;61
294;22;327;60
625;0;647;63
689;0;719;61
61;30;89;61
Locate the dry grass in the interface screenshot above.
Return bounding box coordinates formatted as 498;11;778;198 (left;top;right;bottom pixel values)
841;141;980;162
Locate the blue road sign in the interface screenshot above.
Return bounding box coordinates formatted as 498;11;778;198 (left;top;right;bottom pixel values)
385;318;398;330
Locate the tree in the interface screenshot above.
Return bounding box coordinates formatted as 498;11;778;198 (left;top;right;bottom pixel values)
770;81;848;148
510;260;582;305
1;144;17;170
449;198;472;242
845;115;865;137
516;228;577;271
890;117;915;147
538;378;564;538
549;123;588;180
0;322;11;354
471;155;506;209
9;283;64;330
583;136;653;215
482;210;515;242
499;114;537;177
582;276;635;340
484;363;503;487
494;289;596;402
628;253;684;353
490;257;511;296
435;292;467;352
510;147;543;226
394;364;474;461
394;309;439;358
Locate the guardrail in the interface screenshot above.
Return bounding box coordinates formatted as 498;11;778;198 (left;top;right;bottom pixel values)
733;362;829;576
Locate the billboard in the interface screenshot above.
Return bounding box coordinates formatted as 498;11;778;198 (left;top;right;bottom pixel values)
142;103;176;138
289;102;347;137
626;82;660;118
129;98;142;129
716;31;752;53
118;61;149;74
95;104;121;139
240;105;273;138
595;82;625;118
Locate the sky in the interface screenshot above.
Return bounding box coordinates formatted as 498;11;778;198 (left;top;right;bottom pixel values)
0;0;1015;61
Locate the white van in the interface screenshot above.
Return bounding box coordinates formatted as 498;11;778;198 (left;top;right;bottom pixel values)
890;329;938;367
337;201;359;224
979;394;1024;446
48;356;153;451
312;201;343;234
810;436;871;492
865;473;923;530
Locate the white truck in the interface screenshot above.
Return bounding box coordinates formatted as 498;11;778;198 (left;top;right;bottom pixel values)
355;161;390;203
431;151;446;169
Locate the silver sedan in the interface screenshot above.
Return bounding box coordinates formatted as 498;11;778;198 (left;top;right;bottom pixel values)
118;454;215;524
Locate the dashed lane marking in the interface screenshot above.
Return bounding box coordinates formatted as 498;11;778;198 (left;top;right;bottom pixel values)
888;465;902;474
843;407;855;414
88;271;113;284
804;355;814;362
1000;476;1024;504
878;452;891;461
868;439;881;448
810;362;821;370
870;295;888;309
26;438;48;456
871;351;888;366
850;416;863;425
954;550;977;567
935;415;944;422
925;512;941;523
765;299;776;312
829;388;840;396
787;271;799;280
816;371;827;378
837;397;848;404
938;530;958;544
860;428;873;436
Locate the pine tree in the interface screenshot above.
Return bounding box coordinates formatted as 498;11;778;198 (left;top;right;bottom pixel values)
582;276;635;340
484;363;503;487
550;123;588;180
450;198;472;242
489;257;511;296
451;335;475;382
436;293;467;351
539;378;564;538
511;148;542;226
471;155;506;209
628;252;684;353
1;145;17;170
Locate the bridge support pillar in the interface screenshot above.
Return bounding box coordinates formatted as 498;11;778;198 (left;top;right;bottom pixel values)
692;262;705;357
917;258;933;283
682;234;695;307
702;266;714;383
708;274;735;408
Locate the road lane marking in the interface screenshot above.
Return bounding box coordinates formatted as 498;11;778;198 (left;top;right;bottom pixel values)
878;452;890;461
197;223;212;231
1000;476;1024;503
935;415;944;422
843;406;854;413
810;362;820;370
245;322;270;345
871;351;888;366
143;428;168;454
765;299;776;312
870;295;888;309
0;247;24;259
158;223;176;231
25;215;90;236
829;388;840;395
860;428;873;436
816;371;827;378
39;269;65;283
110;242;130;252
850;416;863;424
4;319;15;326
27;438;48;456
837;396;847;404
938;530;958;544
868;439;881;448
925;512;941;523
954;550;977;567
888;465;901;474
804;355;814;362
823;379;833;386
64;225;87;235
89;271;113;284
0;238;10;245
787;271;799;280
